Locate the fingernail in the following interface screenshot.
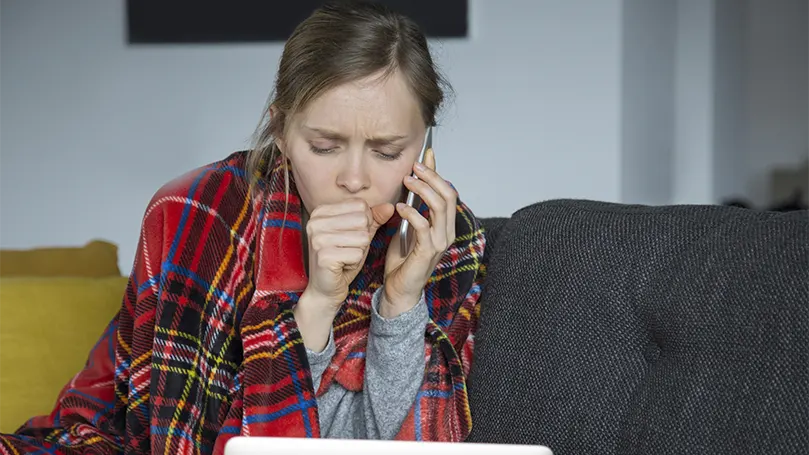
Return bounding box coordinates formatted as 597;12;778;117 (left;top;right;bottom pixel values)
414;162;426;171
405;175;415;182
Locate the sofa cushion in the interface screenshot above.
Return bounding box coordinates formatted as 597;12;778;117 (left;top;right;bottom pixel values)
479;216;509;250
470;200;808;455
0;276;128;433
0;240;121;278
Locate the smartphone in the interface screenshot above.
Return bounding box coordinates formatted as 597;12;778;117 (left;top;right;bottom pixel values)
399;126;433;256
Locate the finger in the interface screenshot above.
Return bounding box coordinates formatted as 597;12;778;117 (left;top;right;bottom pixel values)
415;149;457;244
413;151;456;205
307;211;369;235
310;231;372;252
425;147;436;171
369;203;394;233
396;202;433;256
411;156;455;239
403;176;447;247
318;247;366;270
446;200;457;248
310;198;368;218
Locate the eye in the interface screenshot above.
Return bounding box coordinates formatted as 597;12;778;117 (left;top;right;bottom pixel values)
310;145;336;155
375;150;403;161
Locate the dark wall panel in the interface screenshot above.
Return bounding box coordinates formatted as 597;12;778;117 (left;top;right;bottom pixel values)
127;1;468;44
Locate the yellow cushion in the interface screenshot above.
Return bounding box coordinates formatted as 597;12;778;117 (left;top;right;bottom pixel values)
0;276;128;433
0;240;121;278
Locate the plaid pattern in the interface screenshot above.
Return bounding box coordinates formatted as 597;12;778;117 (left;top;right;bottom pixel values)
0;150;487;455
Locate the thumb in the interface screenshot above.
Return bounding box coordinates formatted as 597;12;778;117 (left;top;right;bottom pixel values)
370;202;395;233
425;147;436;171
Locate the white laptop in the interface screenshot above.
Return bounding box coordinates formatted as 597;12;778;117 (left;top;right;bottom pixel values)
224;437;552;455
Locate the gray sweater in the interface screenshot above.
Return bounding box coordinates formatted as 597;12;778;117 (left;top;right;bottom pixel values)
305;287;429;439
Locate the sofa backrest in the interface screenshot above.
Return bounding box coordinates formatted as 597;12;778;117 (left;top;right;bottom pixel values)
468;199;808;455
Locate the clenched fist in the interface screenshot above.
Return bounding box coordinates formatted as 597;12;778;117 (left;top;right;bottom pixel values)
295;199;394;351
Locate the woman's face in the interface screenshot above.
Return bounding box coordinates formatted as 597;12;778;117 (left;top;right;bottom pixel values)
277;70;427;215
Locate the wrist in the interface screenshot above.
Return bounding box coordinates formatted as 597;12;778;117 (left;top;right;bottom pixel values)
379;287;420;319
298;289;340;314
294;291;338;352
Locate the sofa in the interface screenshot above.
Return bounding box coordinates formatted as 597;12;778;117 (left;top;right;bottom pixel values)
0;240;128;433
467;199;808;455
1;200;807;454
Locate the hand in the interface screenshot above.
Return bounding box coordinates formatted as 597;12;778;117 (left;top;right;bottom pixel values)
382;147;457;318
296;199;394;351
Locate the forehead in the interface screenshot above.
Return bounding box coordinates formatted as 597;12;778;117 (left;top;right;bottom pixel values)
296;70;423;133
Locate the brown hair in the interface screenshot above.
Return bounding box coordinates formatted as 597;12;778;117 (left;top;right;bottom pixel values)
246;0;451;195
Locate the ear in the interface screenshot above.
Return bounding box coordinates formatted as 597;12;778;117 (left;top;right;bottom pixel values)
269;104;286;153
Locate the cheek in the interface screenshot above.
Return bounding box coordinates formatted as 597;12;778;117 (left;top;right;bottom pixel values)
373;166;408;203
296;165;329;189
287;151;332;208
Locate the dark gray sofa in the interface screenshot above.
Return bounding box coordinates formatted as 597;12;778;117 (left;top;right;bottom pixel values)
468;199;808;455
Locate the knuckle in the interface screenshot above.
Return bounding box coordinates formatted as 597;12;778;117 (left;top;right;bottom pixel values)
359;231;372;244
310;206;327;219
434;197;447;210
311;235;327;251
353;213;367;228
317;253;332;268
349;199;366;211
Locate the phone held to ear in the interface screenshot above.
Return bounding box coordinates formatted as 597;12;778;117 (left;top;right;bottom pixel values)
398;126;432;256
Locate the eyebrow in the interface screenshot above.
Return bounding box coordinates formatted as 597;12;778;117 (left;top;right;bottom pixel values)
302;125;408;146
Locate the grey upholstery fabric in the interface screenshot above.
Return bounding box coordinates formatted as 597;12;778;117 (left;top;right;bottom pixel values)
469;199;809;455
477;216;509;249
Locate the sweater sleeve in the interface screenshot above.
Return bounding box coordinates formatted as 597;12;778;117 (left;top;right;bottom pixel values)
304;287;429;439
306;329;337;393
363;287;430;439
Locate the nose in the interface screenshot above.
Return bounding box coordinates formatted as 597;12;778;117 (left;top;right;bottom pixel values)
336;153;370;194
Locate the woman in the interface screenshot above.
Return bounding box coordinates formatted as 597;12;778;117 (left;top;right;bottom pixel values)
0;2;486;454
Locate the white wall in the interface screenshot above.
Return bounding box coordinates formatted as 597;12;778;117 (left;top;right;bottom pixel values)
1;1;286;272
1;0;806;272
627;0;745;206
712;0;747;202
672;0;718;204
743;0;808;206
442;0;624;209
620;0;676;205
641;0;807;206
1;0;624;271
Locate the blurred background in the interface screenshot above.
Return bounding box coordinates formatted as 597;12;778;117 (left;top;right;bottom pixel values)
1;0;807;271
